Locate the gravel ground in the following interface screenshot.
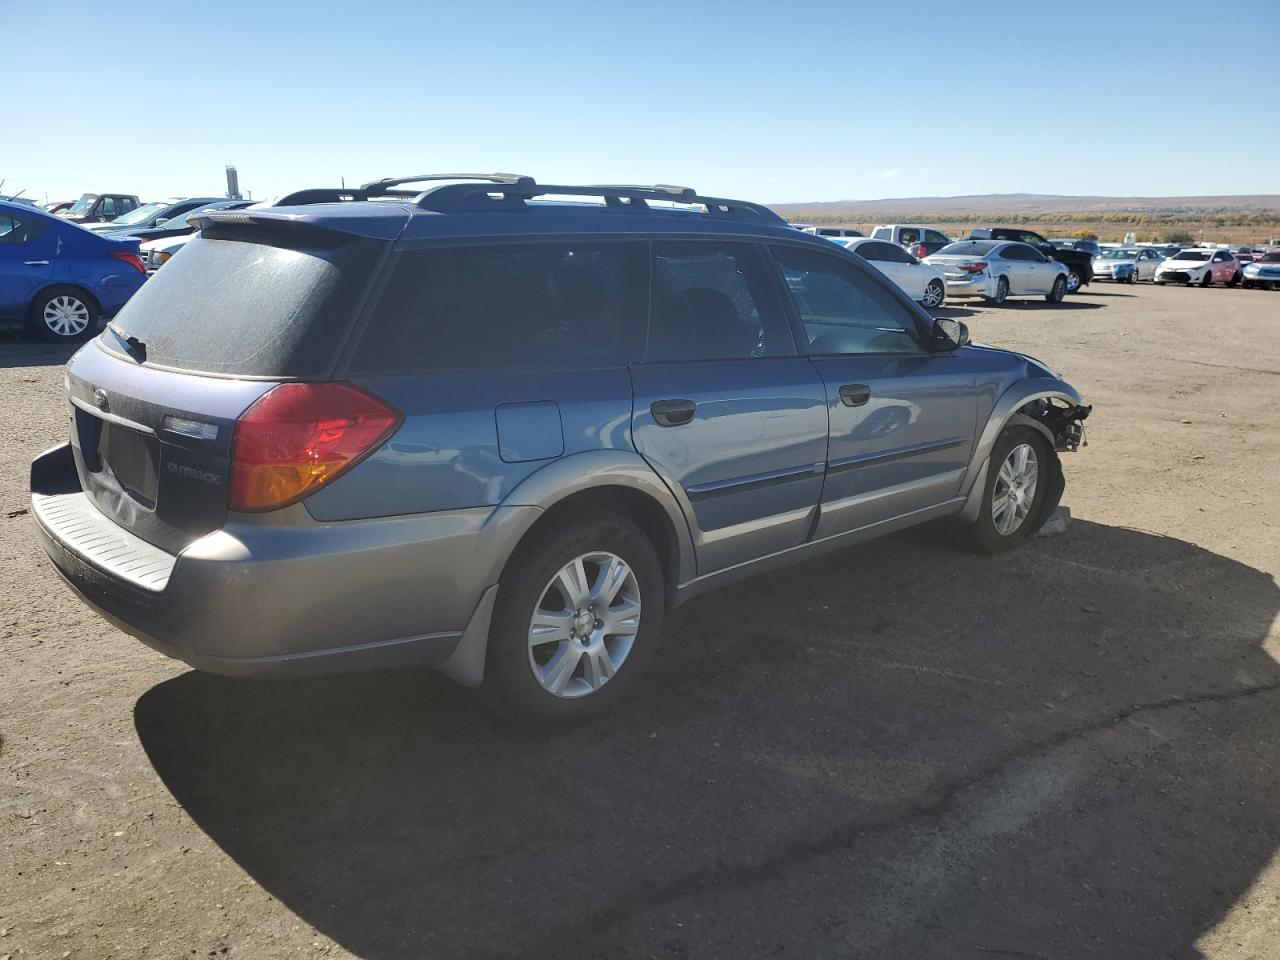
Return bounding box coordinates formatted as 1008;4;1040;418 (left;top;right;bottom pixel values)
2;282;1279;960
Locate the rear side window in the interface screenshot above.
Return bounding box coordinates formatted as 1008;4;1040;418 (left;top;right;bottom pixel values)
106;234;379;376
351;241;647;373
925;230;949;244
0;213;46;244
647;242;794;362
898;228;920;244
872;227;891;240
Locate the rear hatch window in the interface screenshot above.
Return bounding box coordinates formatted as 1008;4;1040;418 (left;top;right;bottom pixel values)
104;231;382;377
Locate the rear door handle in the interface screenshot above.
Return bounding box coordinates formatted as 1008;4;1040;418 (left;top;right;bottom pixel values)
839;384;871;407
24;260;50;266
650;399;695;427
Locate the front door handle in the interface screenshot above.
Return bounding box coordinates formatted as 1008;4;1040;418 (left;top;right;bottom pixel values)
839;384;871;407
24;260;50;266
650;398;695;427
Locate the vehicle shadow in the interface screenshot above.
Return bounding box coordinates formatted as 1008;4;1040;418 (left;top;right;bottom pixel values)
931;305;980;319
1001;298;1104;310
136;520;1280;959
0;336;80;368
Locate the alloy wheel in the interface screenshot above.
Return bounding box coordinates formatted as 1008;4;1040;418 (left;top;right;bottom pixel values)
922;280;944;308
1065;271;1081;293
527;552;641;698
43;295;90;337
991;443;1039;536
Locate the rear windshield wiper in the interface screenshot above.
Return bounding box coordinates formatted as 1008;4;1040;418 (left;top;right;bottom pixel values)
106;323;147;364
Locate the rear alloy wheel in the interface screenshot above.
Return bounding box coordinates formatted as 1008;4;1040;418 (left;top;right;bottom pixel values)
28;286;98;342
1065;269;1082;293
989;276;1009;306
921;278;945;308
1045;275;1067;303
480;509;665;728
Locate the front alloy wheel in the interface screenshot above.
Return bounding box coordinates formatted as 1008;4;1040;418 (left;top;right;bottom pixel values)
962;426;1052;555
528;552;641;698
1065;269;1082;293
991;443;1039;536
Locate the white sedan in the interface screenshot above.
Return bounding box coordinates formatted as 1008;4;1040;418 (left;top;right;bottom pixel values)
834;237;947;308
924;240;1069;304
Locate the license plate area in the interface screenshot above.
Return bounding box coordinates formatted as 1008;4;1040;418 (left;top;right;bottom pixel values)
76;407;160;509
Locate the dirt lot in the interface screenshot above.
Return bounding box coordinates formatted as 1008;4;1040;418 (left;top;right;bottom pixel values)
2;282;1279;960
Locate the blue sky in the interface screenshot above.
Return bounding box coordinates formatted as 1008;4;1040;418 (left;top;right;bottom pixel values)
4;0;1277;205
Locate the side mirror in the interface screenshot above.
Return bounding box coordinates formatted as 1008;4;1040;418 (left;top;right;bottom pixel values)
155;218;170;227
932;317;970;350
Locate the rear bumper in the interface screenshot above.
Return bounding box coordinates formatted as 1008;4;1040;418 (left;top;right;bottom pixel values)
30;442;528;681
943;274;996;298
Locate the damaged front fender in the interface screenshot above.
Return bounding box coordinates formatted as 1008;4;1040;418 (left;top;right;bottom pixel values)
958;378;1092;524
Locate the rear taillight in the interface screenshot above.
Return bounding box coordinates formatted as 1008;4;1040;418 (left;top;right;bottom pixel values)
229;383;402;512
111;250;147;274
959;261;988;273
911;243;927;259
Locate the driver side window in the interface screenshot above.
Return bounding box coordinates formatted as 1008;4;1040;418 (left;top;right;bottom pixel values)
771;246;924;356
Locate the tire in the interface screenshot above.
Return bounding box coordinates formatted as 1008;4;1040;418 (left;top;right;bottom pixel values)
479;509;666;729
27;285;99;342
987;276;1009;306
1200;271;1212;288
963;427;1053;555
1065;269;1082;294
1229;271;1242;287
1242;280;1255;289
920;278;945;309
1044;275;1066;303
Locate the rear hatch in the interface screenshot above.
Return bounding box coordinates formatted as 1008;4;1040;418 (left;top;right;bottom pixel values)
63;210;398;553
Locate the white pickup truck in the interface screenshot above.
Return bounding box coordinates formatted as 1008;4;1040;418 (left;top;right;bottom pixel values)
870;224;954;259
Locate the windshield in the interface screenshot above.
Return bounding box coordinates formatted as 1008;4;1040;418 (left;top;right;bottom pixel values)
1173;250;1211;261
1099;249;1136;260
66;194;97;216
935;240;999;257
1259;253;1280;263
110;202;167;226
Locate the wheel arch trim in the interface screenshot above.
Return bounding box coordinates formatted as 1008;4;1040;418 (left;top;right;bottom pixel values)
958;377;1081;519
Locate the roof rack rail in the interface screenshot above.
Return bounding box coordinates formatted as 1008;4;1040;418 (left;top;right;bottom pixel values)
274;187;372;205
412;178;785;225
359;172;535;198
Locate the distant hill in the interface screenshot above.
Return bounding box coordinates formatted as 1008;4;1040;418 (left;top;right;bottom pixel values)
771;193;1280;218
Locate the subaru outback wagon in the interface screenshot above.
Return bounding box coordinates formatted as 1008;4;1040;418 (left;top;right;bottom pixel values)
30;174;1091;727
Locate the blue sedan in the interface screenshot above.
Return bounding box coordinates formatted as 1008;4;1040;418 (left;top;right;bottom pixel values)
0;199;147;341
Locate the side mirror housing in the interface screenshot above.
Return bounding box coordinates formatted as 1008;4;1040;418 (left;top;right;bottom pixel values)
155;218;170;227
932;317;970;350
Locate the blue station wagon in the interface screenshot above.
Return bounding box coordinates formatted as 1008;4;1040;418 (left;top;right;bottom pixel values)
30;175;1091;727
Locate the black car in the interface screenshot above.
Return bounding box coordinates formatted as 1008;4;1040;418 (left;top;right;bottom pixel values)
87;197;225;237
101;199;255;244
970;227;1094;292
